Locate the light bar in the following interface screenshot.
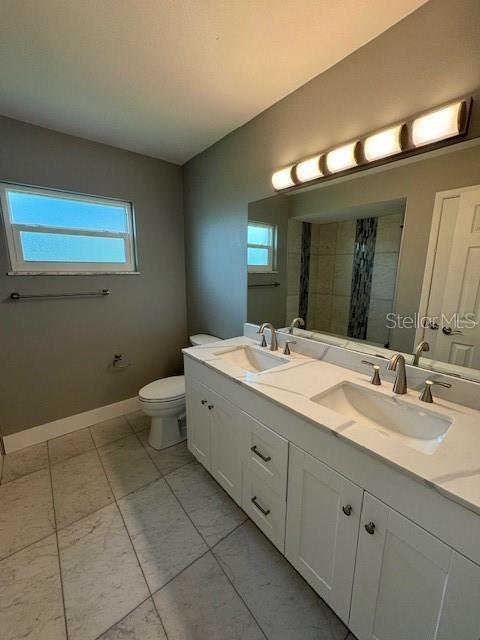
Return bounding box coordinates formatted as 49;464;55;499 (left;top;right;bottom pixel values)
271;97;470;190
364;125;403;161
271;166;295;190
296;155;323;183
412;101;465;147
326;142;357;173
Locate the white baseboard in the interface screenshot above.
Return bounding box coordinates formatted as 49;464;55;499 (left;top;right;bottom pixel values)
2;396;140;453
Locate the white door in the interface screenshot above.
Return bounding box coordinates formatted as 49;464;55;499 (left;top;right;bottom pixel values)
185;378;211;469
209;389;244;504
285;445;363;624
350;492;480;640
422;187;480;369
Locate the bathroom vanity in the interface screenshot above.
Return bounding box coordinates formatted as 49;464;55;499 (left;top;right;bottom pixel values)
183;333;480;640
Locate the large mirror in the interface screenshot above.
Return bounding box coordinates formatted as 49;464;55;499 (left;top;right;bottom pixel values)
247;138;480;382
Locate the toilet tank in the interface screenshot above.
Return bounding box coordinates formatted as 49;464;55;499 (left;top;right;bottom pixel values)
189;334;220;346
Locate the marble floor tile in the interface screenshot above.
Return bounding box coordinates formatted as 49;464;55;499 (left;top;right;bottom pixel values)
0;468;55;560
97;598;167;640
89;416;133;447
1;442;49;483
125;410;150;433
0;534;65;640
48;428;94;465
98;434;160;498
138;431;194;475
214;521;347;640
118;478;207;592
166;461;246;546
58;503;149;640
153;552;264;640
51;449;113;529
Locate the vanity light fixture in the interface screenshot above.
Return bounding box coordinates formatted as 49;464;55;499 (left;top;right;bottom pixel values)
271;165;296;190
295;155;323;182
411;100;466;148
271;97;471;191
325;142;358;173
364;125;403;162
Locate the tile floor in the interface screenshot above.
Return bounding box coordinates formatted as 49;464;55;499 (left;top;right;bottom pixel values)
0;411;354;640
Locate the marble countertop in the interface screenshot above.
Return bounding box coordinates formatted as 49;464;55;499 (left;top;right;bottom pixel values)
183;336;480;517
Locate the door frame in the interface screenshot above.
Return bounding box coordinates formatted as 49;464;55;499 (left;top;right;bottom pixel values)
415;183;480;346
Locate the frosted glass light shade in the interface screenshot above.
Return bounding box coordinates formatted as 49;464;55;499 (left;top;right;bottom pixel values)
412;101;464;147
326;142;357;173
296;156;323;182
272;166;295;190
364;125;402;161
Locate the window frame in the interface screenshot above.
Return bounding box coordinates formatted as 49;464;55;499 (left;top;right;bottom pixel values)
0;182;138;275
247;221;277;273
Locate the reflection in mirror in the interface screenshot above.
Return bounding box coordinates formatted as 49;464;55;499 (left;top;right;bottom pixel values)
247;138;480;382
286;199;405;351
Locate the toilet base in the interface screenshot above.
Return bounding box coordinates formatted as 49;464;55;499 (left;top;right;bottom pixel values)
148;414;186;450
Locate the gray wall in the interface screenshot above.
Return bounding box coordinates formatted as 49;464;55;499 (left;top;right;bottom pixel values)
247;196;288;328
183;0;480;339
0;117;186;436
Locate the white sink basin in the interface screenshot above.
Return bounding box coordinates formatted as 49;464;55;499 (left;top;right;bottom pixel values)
311;382;452;454
214;345;289;373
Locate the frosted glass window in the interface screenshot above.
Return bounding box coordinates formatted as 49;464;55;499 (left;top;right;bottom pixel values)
247;221;276;272
247;247;269;266
20;232;126;263
0;183;137;273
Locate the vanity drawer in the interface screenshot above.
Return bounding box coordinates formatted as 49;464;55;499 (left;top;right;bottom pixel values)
242;464;286;552
240;410;289;498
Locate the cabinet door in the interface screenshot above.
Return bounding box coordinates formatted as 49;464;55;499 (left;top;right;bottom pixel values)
185;378;211;469
350;492;480;640
285;445;363;623
209;389;244;504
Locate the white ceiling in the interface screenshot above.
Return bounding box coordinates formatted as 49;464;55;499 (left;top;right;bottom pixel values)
0;0;427;165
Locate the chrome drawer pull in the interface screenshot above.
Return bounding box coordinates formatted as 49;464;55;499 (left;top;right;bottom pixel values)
251;445;271;463
251;496;270;516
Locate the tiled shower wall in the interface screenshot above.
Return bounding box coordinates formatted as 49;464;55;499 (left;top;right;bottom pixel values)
286;214;403;345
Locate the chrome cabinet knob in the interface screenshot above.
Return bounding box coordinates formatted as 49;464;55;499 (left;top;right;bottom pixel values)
342;505;353;516
201;399;207;405
365;521;376;535
208;404;214;410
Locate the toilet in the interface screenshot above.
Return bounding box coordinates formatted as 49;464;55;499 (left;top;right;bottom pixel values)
138;334;219;450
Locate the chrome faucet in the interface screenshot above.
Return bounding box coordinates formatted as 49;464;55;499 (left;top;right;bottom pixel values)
413;340;430;366
258;323;278;351
289;317;305;334
387;353;407;394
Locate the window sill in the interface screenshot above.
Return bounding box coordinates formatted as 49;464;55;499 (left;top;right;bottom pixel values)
7;271;142;276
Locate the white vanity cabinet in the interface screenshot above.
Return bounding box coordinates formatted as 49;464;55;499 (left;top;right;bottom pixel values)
239;411;289;551
184;357;480;640
285;444;363;623
185;377;211;468
350;493;480;640
186;377;244;503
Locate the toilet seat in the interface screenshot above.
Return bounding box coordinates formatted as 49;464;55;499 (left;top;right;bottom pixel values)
139;375;185;403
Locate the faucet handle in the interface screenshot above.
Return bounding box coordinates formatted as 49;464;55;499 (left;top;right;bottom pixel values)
259;334;267;347
361;360;382;386
283;340;296;355
419;379;452;403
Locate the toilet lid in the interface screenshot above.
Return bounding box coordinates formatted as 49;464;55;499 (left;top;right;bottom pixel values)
139;375;185;402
